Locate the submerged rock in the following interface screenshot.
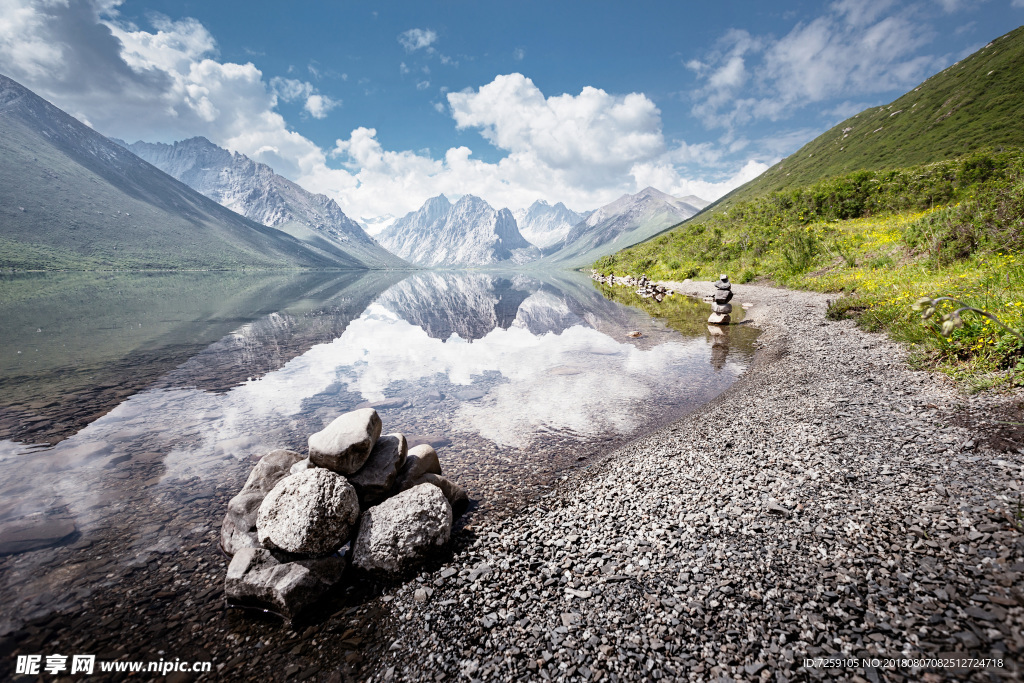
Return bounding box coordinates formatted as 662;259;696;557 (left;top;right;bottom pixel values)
352;483;452;574
225;547;347;619
349;433;407;505
309;408;382;474
0;512;77;556
256;468;360;556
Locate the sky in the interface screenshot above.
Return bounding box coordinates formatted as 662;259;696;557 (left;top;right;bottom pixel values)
1;0;1022;226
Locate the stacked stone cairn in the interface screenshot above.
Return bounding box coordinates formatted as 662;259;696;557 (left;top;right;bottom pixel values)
708;274;733;324
221;408;468;619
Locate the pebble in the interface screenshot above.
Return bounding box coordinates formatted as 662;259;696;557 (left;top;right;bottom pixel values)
368;281;1024;682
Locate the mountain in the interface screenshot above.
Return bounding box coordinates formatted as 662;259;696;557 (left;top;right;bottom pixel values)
512;200;585;249
0;74;363;270
703;25;1024;217
120;137;406;269
377;194;541;267
377;271;533;341
540;187;706;268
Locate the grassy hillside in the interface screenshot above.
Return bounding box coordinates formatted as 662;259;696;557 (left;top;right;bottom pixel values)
0;74;363;271
594;27;1024;387
705;25;1024;217
596;149;1024;388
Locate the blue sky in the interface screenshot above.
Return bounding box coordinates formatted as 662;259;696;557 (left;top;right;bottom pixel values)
1;0;1022;223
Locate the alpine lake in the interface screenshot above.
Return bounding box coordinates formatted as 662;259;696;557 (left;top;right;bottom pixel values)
0;268;759;664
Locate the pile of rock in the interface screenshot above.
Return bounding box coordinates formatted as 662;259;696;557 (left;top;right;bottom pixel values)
590;271;673;302
221;408;468;619
708;274;733;324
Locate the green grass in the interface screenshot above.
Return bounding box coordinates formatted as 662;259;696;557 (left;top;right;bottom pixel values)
700;25;1024;216
594;150;1024;388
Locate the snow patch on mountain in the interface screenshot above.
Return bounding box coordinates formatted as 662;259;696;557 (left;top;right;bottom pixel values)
377;195;541;267
121;137;406;268
511;200;585;249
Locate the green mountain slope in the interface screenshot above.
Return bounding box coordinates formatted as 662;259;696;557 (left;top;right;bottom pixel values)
594;25;1024;387
701;25;1024;218
0;74;363;270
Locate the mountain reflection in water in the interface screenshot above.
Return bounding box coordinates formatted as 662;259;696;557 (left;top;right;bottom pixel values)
0;269;758;635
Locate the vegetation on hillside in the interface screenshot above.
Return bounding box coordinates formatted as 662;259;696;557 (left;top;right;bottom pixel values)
695;25;1024;218
594;149;1024;388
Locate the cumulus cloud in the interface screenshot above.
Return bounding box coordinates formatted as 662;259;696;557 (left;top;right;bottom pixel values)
690;0;945;130
303;93;338;119
448;74;664;186
398;27;437;52
0;1;763;223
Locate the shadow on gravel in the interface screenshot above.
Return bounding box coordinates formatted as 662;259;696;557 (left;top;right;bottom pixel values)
951;400;1024;453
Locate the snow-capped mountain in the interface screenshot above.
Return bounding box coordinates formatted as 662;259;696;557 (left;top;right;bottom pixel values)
512;200;585;249
358;214;397;236
377;272;534;341
120;137;406;269
377;194;541;267
541;187;707;268
0;74;358;271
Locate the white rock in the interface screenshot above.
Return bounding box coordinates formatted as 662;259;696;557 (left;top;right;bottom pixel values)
352;483;452;574
289;458;316;475
256;469;360;556
225;547;346;619
395;444;442;489
308;408;382;474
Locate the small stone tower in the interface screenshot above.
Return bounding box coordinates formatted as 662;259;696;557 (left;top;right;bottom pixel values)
708;274;733;324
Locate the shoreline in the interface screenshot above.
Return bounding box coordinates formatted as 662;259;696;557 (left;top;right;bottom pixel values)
368;281;1024;682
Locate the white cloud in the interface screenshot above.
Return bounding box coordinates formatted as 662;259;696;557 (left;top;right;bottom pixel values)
303;93;338;119
0;1;763;223
690;1;944;130
1013;0;1024;8
269;76;339;119
513;47;525;61
448;74;664;186
270;76;313;101
398;27;437;52
416;80;431;90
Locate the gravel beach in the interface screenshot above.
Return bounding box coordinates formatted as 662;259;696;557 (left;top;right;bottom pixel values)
369;282;1024;682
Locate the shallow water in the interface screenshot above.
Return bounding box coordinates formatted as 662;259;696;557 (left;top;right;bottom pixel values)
0;268;757;634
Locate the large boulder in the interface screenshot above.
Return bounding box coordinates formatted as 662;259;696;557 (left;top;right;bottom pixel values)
394;444;442;489
349;433;407;506
220;449;304;555
352;483;452;574
225;547;346;619
243;449;306;493
411;473;469;519
309;409;382;474
256;469;360;556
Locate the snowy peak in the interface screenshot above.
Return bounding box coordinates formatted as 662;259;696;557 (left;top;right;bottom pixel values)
377;194;540;267
121;137;406;269
512;200;585;249
542;186;708;268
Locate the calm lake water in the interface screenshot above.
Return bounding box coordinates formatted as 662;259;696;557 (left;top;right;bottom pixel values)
0;269;758;634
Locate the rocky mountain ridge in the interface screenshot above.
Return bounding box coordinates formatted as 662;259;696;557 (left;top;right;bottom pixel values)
120;137;406;269
377;194;540;267
0;73;357;270
541;187;707;268
512;200;585;249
